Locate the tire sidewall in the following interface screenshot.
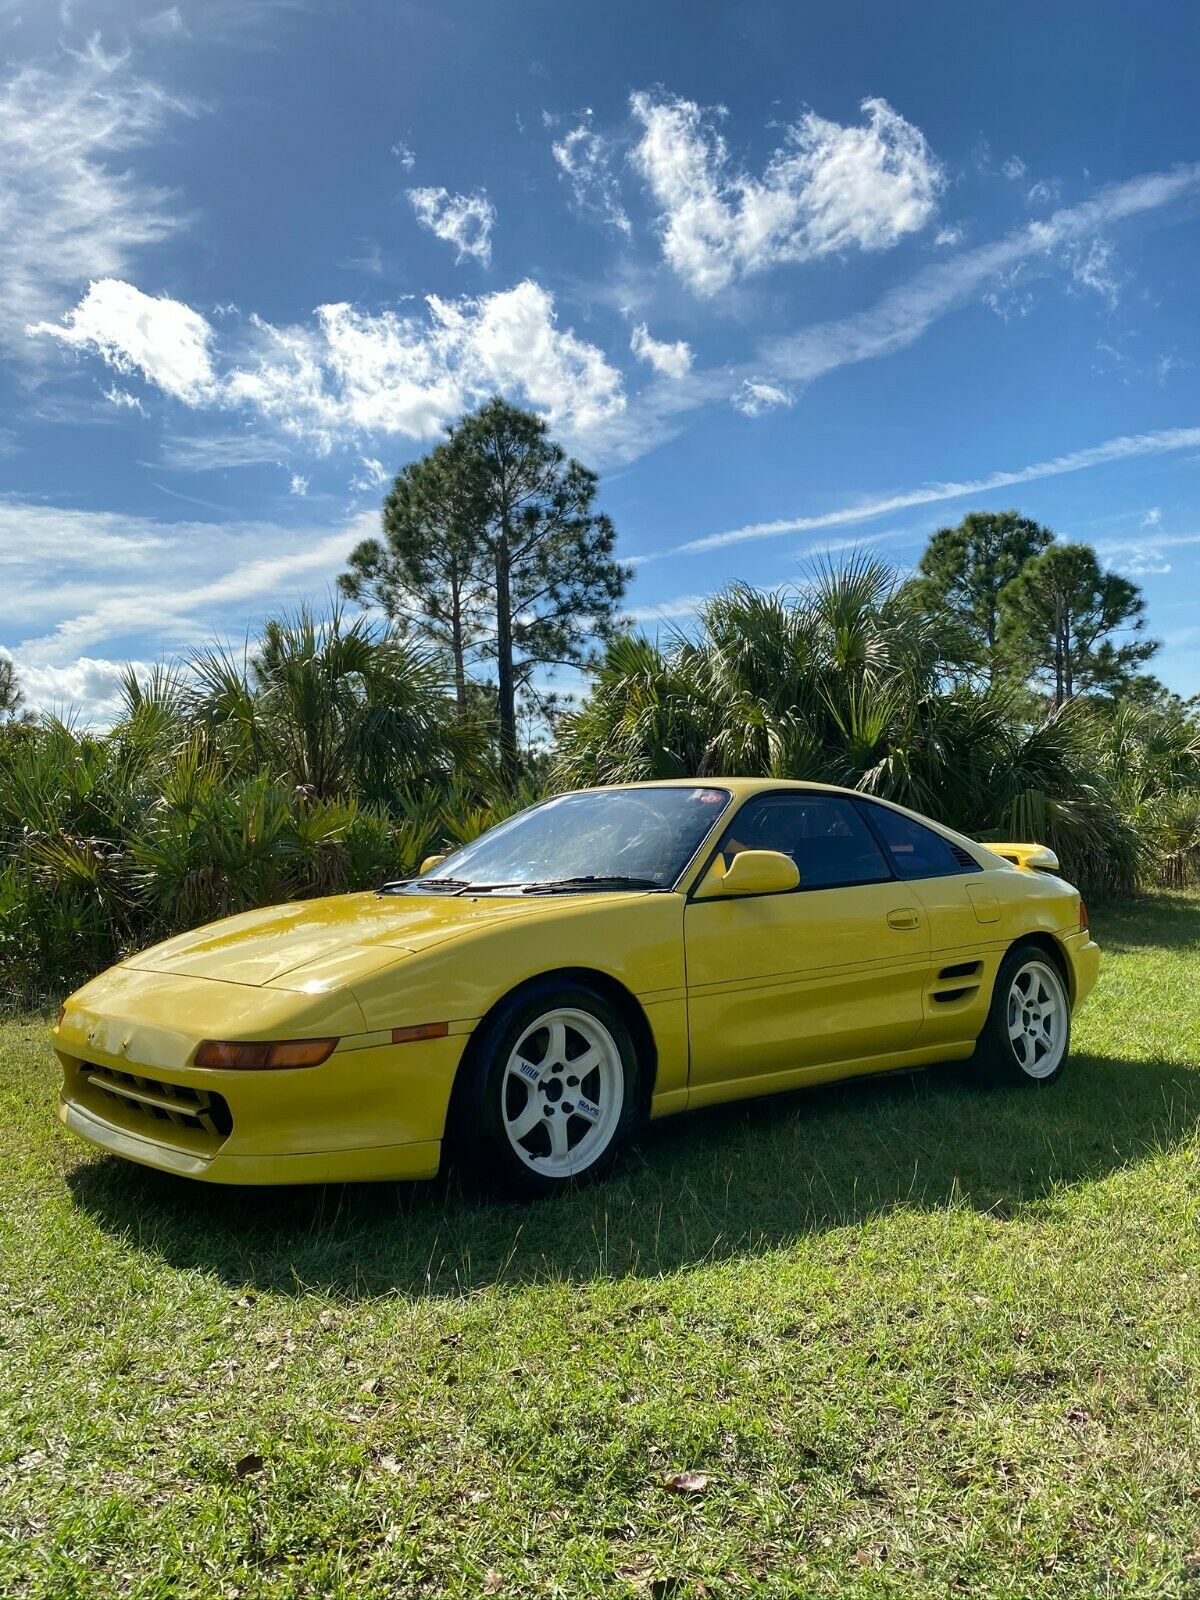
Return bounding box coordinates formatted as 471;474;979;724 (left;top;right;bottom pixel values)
980;942;1071;1087
453;981;642;1199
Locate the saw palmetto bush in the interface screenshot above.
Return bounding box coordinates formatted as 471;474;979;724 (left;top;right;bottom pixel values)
4;564;1199;1004
0;610;508;1006
555;559;1185;896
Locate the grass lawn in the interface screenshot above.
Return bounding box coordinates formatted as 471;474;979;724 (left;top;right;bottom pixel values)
4;896;1200;1599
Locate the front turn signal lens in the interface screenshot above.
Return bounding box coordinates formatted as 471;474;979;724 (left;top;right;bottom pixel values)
1079;899;1089;932
391;1021;449;1045
194;1038;338;1070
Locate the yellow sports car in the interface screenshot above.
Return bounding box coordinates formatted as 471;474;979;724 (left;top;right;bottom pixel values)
54;779;1099;1198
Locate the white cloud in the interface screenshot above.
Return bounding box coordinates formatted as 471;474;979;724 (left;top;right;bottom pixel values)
1001;156;1026;181
624;593;708;624
1027;180;1058;207
759;165;1200;395
1071;237;1120;305
289;472;308;496
629;90;944;296
982;264;1034;321
0;40;192;351
391;139;416;169
678;426;1200;554
552;121;631;234
102;384;146;414
731;378;794;417
1122;552;1172;577
408;187;495;264
1095;527;1200;579
29;278;217;402
933;224;963;247
1156;352;1185;383
139;7;187;37
350;454;389;493
1143;506;1162;527
14;655;152;725
158;432;286;471
629;321;692;379
1;497;376;676
32;278;626;449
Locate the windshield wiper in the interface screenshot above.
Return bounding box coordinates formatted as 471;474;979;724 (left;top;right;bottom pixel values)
378;876;470;896
521;874;663;895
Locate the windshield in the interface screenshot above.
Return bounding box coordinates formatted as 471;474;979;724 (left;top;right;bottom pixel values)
410;786;731;893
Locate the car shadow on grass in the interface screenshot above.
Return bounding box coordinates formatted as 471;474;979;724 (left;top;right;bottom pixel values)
66;1049;1200;1299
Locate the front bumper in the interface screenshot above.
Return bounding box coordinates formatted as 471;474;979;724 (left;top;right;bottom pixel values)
1059;928;1101;1010
54;966;470;1185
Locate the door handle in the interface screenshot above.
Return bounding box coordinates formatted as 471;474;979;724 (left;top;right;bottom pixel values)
887;908;921;930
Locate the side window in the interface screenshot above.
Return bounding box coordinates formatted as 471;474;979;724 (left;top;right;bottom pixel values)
717;794;892;890
859;802;981;880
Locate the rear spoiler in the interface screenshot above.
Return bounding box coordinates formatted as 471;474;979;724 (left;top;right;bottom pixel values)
983;842;1061;873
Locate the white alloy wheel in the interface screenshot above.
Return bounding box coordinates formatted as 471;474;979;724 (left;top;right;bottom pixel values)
500;1007;625;1177
1005;958;1068;1080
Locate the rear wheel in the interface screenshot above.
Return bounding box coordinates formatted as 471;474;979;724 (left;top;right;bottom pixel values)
974;942;1071;1086
451;981;641;1199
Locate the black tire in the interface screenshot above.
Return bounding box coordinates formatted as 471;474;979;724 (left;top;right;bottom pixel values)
448;980;642;1200
973;941;1071;1087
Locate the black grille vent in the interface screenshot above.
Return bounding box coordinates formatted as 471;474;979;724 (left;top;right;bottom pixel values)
949;844;978;870
82;1064;233;1138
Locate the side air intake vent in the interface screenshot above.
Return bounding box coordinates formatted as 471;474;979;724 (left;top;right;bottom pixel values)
938;960;982;981
949;844;978;870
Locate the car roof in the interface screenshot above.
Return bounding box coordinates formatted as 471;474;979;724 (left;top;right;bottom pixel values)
569;776;1002;867
577;777;860;797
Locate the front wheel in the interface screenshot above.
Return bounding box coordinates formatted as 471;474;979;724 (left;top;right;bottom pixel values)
974;942;1071;1086
450;982;641;1199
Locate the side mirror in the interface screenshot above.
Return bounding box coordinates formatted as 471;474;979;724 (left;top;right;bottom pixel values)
419;853;448;876
694;849;800;900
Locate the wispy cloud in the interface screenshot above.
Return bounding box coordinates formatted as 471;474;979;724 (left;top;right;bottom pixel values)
3;499;375;676
408;187;495;265
581;161;1200;468
551;118;631;235
157;432;287;472
731;378;794;417
758;165;1200;394
678;426;1200;554
102;384;146;414
624;593;708;623
0;39;193;352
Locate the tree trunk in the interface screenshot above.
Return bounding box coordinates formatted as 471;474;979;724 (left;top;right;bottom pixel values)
1053;591;1065;709
494;525;518;784
1063;610;1074;702
449;578;467;717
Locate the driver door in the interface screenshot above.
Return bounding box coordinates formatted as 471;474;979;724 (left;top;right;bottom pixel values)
684;792;929;1090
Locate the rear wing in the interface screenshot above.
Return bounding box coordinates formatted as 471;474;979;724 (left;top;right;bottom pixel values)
983;842;1061;873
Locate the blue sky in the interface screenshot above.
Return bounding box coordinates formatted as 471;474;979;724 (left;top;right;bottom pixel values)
3;0;1200;720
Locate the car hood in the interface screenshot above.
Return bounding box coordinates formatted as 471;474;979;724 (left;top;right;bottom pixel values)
122;889;574;989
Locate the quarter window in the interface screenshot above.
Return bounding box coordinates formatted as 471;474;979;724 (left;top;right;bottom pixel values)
859;802;981;880
716;794;891;890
